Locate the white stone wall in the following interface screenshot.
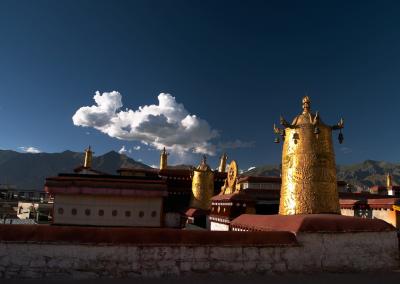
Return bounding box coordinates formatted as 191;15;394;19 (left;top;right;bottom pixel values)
210;221;229;231
17;202;35;219
340;209;354;217
372;209;397;228
54;195;162;227
0;231;397;278
340;208;398;228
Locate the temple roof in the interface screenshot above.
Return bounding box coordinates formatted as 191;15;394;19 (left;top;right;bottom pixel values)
45;174;167;197
231;214;395;233
339;197;400;209
237;176;281;184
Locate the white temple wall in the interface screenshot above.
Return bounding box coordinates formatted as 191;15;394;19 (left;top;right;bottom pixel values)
54;195;162;227
0;231;397;278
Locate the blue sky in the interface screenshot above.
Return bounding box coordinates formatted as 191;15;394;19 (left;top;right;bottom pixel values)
0;1;400;169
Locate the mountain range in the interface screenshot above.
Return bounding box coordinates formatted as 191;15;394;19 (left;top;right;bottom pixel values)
244;160;400;190
0;150;398;191
0;150;149;190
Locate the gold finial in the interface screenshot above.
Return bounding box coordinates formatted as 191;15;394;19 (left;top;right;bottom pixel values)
84;146;93;168
302;96;311;113
386;173;393;188
218;153;228;173
197;155;211;171
159;147;169;170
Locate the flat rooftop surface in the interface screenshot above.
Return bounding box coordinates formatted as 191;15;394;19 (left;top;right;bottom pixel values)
231;213;395;233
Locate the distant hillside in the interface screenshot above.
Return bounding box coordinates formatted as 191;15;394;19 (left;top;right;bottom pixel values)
242;165;281;177
1;149;398;192
336;160;400;189
0;150;150;190
167;164;193;170
244;160;400;190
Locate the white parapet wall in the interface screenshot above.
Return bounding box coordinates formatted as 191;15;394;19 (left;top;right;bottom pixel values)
0;230;398;278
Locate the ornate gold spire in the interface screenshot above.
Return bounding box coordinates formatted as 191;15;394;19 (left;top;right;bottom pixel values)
190;155;214;210
386;173;393;188
83;146;93;168
159;147;168;170
274;97;344;215
197;155;211;171
218;153;228;173
302;95;311;114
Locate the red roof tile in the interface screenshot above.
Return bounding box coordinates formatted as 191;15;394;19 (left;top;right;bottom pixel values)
230;214;395;233
237;176;281;184
211;193;255;202
45;175;167;197
367;198;400;209
185;208;210;217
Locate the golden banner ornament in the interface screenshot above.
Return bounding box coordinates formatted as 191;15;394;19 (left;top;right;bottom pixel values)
274;96;344;215
190;156;214;210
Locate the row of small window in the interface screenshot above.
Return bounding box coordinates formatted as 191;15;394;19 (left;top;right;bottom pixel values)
57;208;157;218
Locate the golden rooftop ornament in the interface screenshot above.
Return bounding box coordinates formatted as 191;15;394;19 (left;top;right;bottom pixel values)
218;153;228;173
273;96;344;215
83;146;93;168
159;147;169;170
190;155;214;210
386;173;393;188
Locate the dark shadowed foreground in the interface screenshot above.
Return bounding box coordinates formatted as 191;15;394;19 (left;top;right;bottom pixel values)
2;272;400;284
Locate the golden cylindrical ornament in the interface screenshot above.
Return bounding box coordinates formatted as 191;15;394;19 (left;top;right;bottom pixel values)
277;96;342;215
190;156;214;210
191;169;214;210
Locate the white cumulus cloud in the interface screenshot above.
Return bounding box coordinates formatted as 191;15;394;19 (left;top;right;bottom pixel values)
133;146;141;151
73;91;219;155
19;146;41;154
118;145;129;155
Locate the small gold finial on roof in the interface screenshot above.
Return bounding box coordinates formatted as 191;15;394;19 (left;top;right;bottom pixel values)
83;146;93;168
386;173;393;188
159;147;169;170
218;153;228;173
197;155;211;171
302;96;311;113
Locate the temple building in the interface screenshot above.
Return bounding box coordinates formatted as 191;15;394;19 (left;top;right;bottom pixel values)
45;119;400;231
119;150;227;228
46;147;227;228
368;173;400;196
46;147;167;227
46;174;167;227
